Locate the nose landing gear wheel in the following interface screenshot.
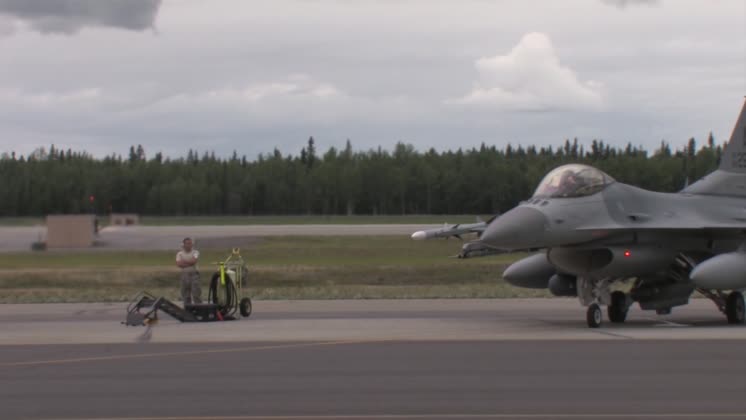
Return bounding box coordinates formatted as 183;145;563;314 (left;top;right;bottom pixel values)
587;303;602;328
240;297;252;318
725;291;744;324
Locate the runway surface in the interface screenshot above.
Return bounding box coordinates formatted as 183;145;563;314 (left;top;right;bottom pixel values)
0;224;435;252
1;299;745;419
2;340;745;420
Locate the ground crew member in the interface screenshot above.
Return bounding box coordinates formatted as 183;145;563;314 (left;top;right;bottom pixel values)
176;237;201;304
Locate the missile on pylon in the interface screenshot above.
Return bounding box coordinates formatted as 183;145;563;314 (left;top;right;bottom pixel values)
410;221;488;241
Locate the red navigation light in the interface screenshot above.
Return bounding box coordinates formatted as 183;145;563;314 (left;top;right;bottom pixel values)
623;250;631;258
89;195;95;203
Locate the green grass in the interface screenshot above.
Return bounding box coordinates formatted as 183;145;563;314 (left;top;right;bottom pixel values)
0;236;544;303
0;217;45;226
0;236;516;269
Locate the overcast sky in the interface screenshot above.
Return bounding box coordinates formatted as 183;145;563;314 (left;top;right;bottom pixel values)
0;0;744;159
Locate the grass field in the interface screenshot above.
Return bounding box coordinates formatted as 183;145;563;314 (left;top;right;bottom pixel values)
0;236;547;303
0;215;484;227
141;215;484;225
0;217;46;226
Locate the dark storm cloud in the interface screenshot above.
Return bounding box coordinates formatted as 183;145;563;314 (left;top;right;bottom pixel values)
0;0;161;34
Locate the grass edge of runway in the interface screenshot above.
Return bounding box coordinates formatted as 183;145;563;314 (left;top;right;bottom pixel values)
0;236;552;303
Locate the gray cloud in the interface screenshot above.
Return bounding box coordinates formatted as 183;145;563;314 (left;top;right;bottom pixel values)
600;0;660;9
0;0;161;34
0;15;14;35
0;0;742;159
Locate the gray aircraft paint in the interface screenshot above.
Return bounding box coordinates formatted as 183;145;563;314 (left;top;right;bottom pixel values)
714;99;746;174
683;99;746;197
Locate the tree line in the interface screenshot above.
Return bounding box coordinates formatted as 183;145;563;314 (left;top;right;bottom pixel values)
0;134;722;217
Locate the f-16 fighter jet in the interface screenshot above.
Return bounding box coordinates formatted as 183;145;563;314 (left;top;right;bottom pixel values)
417;100;746;328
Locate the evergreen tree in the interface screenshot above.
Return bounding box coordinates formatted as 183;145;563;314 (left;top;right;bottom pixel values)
306;136;316;170
0;136;725;217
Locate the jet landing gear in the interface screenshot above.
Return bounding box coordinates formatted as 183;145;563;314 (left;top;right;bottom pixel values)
725;291;745;324
699;289;745;325
586;304;603;328
585;293;629;328
578;277;616;328
607;291;629;323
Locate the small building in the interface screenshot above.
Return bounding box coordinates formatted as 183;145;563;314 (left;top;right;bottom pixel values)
46;215;96;248
110;213;140;226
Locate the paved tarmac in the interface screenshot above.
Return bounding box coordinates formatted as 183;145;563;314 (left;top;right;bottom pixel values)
2;299;746;345
0;299;745;419
2;340;744;420
0;224;435;252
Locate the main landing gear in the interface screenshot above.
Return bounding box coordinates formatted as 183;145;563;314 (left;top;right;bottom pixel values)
607;291;629;323
586;290;745;327
699;289;745;325
725;291;745;324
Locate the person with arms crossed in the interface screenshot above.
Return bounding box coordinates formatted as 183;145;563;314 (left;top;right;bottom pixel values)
176;237;201;304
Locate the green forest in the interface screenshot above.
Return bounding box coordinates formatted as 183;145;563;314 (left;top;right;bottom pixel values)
0;134;722;217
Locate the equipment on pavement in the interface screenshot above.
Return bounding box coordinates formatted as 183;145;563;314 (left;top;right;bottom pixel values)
123;248;253;326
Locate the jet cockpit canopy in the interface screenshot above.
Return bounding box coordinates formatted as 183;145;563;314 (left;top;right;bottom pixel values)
532;164;615;199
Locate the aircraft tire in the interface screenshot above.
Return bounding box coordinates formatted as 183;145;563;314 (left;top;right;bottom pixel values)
725;291;745;324
586;303;602;328
608;291;628;323
240;297;252;318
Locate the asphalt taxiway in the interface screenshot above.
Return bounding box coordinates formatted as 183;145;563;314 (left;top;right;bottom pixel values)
0;224;439;252
0;299;745;419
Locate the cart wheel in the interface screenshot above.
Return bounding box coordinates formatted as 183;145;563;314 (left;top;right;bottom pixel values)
240;297;252;318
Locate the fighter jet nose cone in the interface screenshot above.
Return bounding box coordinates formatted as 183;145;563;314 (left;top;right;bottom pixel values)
482;207;548;250
411;231;427;240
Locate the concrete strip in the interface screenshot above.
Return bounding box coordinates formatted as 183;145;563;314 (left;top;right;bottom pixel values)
0;224;438;251
0;299;743;345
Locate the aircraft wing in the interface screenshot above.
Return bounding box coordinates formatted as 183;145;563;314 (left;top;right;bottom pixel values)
577;221;746;232
576;207;746;232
